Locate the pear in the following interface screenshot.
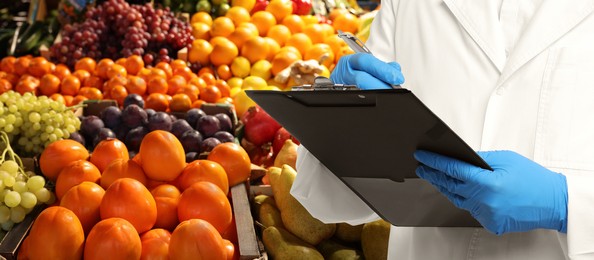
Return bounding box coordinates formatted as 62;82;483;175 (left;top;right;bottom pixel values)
317;239;364;260
273;139;298;169
274;164;336;245
262;226;324;260
335;222;364;243
259;202;285;229
267;166;282;189
361;219;391;260
253;194;277;216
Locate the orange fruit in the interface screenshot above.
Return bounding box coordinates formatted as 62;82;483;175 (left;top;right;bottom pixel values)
285;33;313;55
320;23;335;37
271;50;301;75
200;85;222;103
169;219;226;260
167;75;188;96
223;239;236;260
198;66;215;76
305;43;335;68
191;11;213;26
13;56;31;76
139;130;186;181
191;99;206;109
28;57;53;77
210;17;236;38
125;55;145;75
142;228;171;241
151;184;181;231
53;64;71;80
335;45;355;64
170;59;188;71
100;178;157;233
189;76;207;90
191;22;211;41
333;13;360;34
125;75;147;95
177;182;232;233
72;69;91;84
148;77;169;94
238;22;259;36
155;62;173;79
207;142;251;187
110;85;129;107
102;76;126;96
60;182;105;235
15;76;39;95
75;57;97;73
172;66;194;82
71;95;88;105
303;23;326;44
39;74;61;96
95;58;115;79
210;38;238;66
55;160;102;200
84;218;142;260
78;87;103;100
60;75;81;97
264;37;281;61
84;75;104;89
226;8;251;27
170;93;192;112
116;57;127;66
216;64;232;80
329;8;349;21
176;85;200;102
49;93;65;104
175;160;229;194
241;36;269;64
39;133;88;180
100;159;148;190
266;24;291;46
227;26;256;50
324;34;348;54
0;56;16;74
282;14;306;34
90;138;130;172
214;79;231;97
145;93;170;111
251;11;276;36
0;78;12;94
140;229;171;259
2;72;18;86
265;0;293;22
107;64;128;79
24;206;85;260
188;39;212;65
216;97;234;105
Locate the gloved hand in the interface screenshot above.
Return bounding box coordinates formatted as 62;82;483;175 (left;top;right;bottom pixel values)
414;150;568;235
330;53;404;89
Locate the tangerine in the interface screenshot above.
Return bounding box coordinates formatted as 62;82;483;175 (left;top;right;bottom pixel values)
241;36;269;64
250;11;276;36
285;33;313;55
125;55;144;75
216;64;233;80
145;93;170;111
148;77;169;94
225;6;251;26
191;11;214;26
126;75;147;95
13;56;31;76
200;85;222;103
227;26;256;50
210;38;239;66
177;85;200;102
0;56;16;74
52;64;71;80
167;75;188;96
192;22;211;41
75;57;97;73
271;50;301;75
282;14;306;34
107;64;128;79
333;13;360;34
28;57;53;77
96;58;115;79
0;78;12;94
265;0;293;22
189;39;213;65
170;93;192;112
110;85;129;107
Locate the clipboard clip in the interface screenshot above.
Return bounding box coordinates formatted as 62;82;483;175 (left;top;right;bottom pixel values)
291;76;359;91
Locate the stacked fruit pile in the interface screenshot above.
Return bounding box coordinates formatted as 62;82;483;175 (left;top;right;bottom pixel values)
20;132;252;259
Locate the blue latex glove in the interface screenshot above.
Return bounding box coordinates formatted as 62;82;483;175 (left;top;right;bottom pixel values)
330;53;404;89
414;150;568;235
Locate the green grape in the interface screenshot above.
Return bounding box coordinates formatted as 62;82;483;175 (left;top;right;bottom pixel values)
0;107;4;116
7;105;17;113
10;206;25;223
0;171;9;181
0;161;18;175
28;112;41;123
66;124;76;133
4;176;15;187
0;118;5;127
45;125;54;133
26;176;45;191
46;192;56;205
4;191;20;207
19;192;36;209
33;188;51;203
1;220;13;231
13;116;23;127
32;122;41;131
48;134;57;142
3;124;13;133
15;174;25;182
5;114;15;124
54;128;64;138
0;205;10;223
12;181;26;193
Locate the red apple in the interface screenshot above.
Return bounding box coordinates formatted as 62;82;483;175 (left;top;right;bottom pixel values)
272;127;300;154
251;0;269;14
242;106;282;146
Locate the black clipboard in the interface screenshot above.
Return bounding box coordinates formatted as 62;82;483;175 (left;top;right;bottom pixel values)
246;88;491;227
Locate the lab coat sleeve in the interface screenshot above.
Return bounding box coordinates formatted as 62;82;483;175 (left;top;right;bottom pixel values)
365;0;399;62
290;145;380;225
563;169;594;258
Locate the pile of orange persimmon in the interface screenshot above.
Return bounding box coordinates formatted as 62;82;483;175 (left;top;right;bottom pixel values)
19;130;251;260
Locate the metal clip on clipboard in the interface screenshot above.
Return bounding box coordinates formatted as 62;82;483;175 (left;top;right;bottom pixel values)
291;76;359;91
336;30;402;89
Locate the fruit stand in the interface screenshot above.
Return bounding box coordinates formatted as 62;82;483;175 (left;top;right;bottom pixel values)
0;0;389;259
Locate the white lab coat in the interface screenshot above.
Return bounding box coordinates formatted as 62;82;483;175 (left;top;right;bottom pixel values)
291;0;594;259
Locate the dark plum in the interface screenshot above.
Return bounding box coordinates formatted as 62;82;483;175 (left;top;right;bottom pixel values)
185;152;198;163
125;126;149;152
121;104;148;128
81;115;105;138
100;106;122;129
148;112;173;131
215;113;233;132
114;125;130;141
200;137;221;153
196;115;220;137
180;130;203;153
185;108;206;129
123;94;145;108
69;131;86;146
213;131;234;143
171;119;193;140
170;114;177;121
145;108;156;119
93;127;117;147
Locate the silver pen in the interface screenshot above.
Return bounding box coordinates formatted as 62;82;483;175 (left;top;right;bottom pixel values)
337;30;401;88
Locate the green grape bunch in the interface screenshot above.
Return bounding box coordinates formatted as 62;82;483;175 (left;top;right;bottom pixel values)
0;91;82;156
0;131;55;231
